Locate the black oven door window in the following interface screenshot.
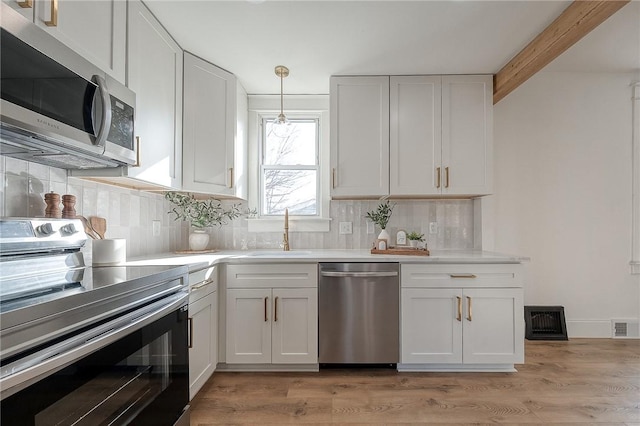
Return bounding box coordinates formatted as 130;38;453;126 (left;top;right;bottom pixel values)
1;307;188;426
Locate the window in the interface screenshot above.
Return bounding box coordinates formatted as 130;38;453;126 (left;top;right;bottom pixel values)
260;118;319;216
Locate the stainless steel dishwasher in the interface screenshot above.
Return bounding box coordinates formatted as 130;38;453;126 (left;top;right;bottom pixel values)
318;263;399;364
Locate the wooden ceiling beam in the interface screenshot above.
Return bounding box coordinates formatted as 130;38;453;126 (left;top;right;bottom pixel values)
493;0;630;104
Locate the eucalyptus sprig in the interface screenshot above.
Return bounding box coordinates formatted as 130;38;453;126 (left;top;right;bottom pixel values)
365;201;395;230
165;192;241;229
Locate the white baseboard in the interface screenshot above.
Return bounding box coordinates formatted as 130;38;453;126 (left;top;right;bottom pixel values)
566;320;612;338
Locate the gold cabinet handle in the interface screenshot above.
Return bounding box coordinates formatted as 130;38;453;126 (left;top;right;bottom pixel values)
445;167;450;188
332;168;337;189
228;167;234;189
17;0;33;8
450;274;477;279
44;0;58;26
456;296;462;322
187;317;194;349
264;296;268;322
466;296;472;321
133;136;141;167
274;296;278;322
191;279;214;291
436;167;441;188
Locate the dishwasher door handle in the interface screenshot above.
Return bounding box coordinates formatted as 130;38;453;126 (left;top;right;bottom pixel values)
320;271;399;278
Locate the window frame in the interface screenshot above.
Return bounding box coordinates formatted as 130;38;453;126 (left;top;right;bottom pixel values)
259;116;321;217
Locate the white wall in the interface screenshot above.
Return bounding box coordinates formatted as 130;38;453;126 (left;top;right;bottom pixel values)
492;71;640;337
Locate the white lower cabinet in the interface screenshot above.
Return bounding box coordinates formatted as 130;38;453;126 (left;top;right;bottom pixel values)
188;267;218;399
401;264;524;370
225;264;318;366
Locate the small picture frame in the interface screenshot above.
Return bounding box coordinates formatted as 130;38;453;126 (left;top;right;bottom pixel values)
375;238;388;251
396;230;407;246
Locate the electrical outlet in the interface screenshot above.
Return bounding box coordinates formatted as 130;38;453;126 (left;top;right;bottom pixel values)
429;222;438;234
152;220;161;236
339;221;353;234
366;221;375;234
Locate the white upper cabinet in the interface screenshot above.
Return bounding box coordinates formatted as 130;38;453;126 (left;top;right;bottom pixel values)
33;0;126;83
441;75;493;196
390;76;441;196
2;0;36;21
127;0;183;189
331;74;493;198
330;76;390;198
183;52;248;198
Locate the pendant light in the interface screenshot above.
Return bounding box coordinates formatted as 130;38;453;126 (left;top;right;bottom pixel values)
272;65;291;137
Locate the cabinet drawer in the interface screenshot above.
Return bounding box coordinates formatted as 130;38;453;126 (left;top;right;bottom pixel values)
189;266;217;301
401;264;522;288
226;264;317;288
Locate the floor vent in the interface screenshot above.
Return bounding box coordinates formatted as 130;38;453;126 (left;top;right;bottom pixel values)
611;319;640;338
524;306;568;340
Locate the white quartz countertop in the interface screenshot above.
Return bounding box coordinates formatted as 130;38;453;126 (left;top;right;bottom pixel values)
125;249;529;271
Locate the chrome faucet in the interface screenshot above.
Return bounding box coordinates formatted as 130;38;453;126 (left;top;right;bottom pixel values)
283;208;290;251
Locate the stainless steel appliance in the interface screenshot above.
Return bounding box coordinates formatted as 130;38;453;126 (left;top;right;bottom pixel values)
318;262;400;364
0;3;136;169
0;218;190;426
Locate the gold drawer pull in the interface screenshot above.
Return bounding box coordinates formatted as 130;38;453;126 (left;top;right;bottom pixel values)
17;0;33;8
466;296;472;321
228;167;234;188
264;297;268;322
436;167;441;188
456;296;462;322
188;317;194;348
450;274;477;279
44;0;57;26
274;297;278;322
332;168;337;188
133;136;141;167
445;166;450;188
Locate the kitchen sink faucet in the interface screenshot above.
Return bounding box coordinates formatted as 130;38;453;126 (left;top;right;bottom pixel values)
283;208;290;251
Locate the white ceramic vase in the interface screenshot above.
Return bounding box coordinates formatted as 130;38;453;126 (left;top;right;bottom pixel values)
377;228;390;241
409;240;419;248
189;229;210;251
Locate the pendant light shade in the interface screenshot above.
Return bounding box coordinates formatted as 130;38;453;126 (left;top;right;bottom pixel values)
272;65;291;136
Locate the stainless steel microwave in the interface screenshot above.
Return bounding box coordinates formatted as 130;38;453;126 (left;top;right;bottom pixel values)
0;6;136;169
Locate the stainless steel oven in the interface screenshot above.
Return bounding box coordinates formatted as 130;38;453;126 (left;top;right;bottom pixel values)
0;218;190;426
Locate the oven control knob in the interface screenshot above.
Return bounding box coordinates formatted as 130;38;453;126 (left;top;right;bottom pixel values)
37;223;55;236
60;223;78;235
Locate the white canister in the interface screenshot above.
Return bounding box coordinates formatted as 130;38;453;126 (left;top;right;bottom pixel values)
92;239;127;266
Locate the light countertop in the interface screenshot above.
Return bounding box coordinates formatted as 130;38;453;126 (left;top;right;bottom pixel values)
125;249;529;272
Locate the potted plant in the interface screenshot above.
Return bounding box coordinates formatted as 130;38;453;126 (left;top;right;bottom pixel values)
406;231;425;248
365;201;395;242
165;191;241;251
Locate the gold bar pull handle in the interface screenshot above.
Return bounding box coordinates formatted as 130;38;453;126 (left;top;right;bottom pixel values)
274;297;278;322
228;167;234;189
450;274;477;279
132;136;141;167
44;0;58;26
436;167;441;188
456;296;462;322
445;167;450;188
264;297;268;322
466;296;472;321
187;317;194;348
332;168;337;189
17;0;33;8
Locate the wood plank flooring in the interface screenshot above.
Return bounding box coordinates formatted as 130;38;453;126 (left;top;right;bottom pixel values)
190;339;640;425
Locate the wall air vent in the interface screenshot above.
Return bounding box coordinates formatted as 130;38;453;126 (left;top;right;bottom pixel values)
524;306;568;340
611;319;640;338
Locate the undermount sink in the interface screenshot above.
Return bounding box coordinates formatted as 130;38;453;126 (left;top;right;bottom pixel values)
246;250;312;257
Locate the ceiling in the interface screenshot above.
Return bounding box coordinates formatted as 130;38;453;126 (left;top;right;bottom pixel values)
145;1;640;96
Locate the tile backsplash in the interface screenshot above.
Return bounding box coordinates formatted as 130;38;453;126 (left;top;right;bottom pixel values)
1;156;475;255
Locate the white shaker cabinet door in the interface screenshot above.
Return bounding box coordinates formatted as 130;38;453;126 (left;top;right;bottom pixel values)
330;76;389;198
188;289;217;400
127;0;182;189
183;52;247;197
226;288;271;364
441;75;493;196
390;76;442;196
462;288;524;364
401;288;462;364
271;288;318;364
35;0;126;83
2;0;35;21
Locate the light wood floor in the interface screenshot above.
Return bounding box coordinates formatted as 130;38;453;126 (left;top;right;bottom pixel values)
190;339;640;425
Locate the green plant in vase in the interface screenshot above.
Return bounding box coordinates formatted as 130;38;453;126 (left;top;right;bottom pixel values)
407;231;425;248
365;201;395;241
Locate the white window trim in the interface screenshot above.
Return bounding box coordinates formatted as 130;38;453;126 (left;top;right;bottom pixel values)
247;95;331;233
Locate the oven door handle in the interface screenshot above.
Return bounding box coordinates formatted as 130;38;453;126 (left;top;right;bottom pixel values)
0;291;188;400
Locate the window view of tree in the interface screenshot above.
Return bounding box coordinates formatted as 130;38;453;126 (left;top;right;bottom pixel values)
261;118;318;216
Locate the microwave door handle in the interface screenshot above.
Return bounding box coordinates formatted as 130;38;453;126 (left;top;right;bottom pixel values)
91;75;112;148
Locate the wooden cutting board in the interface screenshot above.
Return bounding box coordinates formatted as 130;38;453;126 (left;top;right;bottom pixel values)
371;247;430;256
